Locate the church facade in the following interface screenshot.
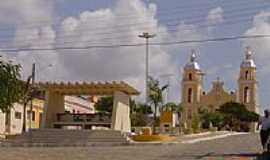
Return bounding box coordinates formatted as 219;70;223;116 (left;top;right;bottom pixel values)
180;48;259;131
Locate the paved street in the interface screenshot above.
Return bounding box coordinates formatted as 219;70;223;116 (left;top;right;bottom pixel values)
0;133;269;160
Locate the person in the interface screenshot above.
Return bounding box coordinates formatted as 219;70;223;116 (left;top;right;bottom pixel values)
257;109;270;152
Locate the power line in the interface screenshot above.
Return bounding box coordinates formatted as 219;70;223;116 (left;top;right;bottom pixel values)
0;5;264;47
4;13;256;48
0;0;265;40
0;0;256;31
16;3;270;36
1;34;269;53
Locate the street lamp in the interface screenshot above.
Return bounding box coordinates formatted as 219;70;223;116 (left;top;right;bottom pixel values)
138;32;156;104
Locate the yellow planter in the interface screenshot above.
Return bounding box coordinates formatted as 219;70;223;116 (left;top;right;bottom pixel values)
131;134;175;142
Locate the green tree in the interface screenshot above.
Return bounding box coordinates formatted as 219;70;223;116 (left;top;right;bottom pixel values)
191;113;200;133
131;102;152;127
131;103;153;127
148;76;168;134
218;102;259;131
199;108;224;129
0;59;24;133
94;96;113;113
134;103;153;114
163;102;179;111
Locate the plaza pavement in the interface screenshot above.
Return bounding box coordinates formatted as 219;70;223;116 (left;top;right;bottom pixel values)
0;132;269;160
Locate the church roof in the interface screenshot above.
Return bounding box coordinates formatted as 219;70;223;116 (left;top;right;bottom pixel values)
184;50;201;70
241;47;256;68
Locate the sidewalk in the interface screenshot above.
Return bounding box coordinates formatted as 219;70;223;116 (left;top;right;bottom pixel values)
129;131;249;146
179;131;248;144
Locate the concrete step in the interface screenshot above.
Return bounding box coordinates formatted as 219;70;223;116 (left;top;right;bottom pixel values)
17;135;123;139
11;138;127;143
23;131;123;137
0;141;129;147
3;129;129;147
18;130;123;137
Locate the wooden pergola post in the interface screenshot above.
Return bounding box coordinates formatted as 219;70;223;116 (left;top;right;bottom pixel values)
111;91;131;133
42;91;65;128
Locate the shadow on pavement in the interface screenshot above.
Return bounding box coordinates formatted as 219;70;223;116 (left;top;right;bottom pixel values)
165;152;270;160
256;152;270;160
197;153;259;159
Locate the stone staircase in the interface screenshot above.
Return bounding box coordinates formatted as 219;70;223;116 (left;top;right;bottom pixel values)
0;129;129;147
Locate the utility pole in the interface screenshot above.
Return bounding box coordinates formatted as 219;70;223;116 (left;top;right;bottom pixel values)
29;63;35;132
138;32;156;104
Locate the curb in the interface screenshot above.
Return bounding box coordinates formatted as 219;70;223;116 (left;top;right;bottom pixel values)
181;132;249;144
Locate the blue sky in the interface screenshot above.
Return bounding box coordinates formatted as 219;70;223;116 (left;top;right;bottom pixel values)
0;0;270;112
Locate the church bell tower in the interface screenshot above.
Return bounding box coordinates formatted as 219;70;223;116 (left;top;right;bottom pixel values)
238;47;259;113
181;50;204;126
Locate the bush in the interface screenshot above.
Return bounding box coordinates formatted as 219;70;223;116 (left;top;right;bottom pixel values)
191;114;200;133
131;113;148;127
183;128;193;134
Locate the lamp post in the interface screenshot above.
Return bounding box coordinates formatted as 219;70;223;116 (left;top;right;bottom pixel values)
138;32;156;104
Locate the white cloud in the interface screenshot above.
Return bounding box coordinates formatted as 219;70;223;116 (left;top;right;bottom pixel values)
0;0;54;25
55;0;175;101
241;11;270;80
207;7;224;25
243;11;270;64
1;0;203;102
241;10;270;111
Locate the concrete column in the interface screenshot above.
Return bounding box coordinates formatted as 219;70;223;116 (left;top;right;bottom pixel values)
111;91;131;133
42;91;65;128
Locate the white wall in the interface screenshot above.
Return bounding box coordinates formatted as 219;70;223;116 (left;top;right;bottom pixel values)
0;103;23;135
65;96;95;113
10;103;23;134
0;111;6;134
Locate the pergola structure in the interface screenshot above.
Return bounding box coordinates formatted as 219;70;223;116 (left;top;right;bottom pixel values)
38;81;140;133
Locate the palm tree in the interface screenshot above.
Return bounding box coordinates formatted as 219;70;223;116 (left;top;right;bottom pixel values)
148;76;168;134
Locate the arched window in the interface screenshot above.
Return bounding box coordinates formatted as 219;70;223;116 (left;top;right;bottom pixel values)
244;86;250;103
245;71;249;80
187;88;192;103
188;73;192;80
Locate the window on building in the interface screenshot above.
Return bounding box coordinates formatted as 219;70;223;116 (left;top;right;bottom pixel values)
32;111;35;121
244;86;250;103
27;110;36;121
187;88;192;103
245;71;249;80
188;73;192;80
15;112;22;119
39;113;43;127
